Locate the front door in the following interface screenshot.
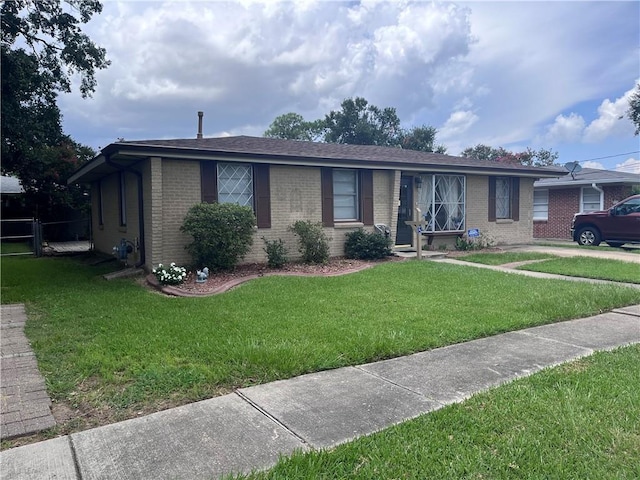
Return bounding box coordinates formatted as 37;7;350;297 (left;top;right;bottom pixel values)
396;175;414;245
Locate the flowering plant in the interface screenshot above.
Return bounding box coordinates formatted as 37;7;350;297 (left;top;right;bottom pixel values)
152;262;187;286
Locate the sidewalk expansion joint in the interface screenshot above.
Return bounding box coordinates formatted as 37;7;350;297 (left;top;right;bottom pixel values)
234;390;313;449
68;434;84;480
514;330;595;354
352;365;444;407
0;352;36;359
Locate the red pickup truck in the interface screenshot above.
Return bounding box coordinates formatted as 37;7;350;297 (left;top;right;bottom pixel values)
570;194;640;247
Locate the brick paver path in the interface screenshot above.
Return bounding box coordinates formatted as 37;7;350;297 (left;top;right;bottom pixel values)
1;304;55;440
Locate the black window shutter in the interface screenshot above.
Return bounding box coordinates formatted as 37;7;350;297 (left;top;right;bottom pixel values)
321;167;334;227
488;176;496;222
201;161;217;203
360;169;374;225
254;164;271;229
511;178;520;221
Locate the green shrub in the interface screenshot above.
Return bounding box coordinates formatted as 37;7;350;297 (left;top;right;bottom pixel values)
344;228;392;260
455;232;495;251
181;203;255;271
262;237;288;268
289;220;330;264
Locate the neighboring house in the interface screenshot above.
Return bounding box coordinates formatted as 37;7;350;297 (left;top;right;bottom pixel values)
533;168;640;240
0;175;26;216
68;136;562;270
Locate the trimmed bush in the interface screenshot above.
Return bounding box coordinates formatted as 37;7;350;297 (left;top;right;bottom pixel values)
344;228;392;260
181;203;255;271
262;237;288;268
289;220;330;264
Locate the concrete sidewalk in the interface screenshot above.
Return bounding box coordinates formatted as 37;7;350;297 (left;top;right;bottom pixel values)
2;305;639;480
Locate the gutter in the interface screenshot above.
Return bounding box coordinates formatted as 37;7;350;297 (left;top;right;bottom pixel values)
105;155;146;269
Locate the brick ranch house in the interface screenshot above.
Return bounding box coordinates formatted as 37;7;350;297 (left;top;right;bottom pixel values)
533;168;640;240
68;136;562;270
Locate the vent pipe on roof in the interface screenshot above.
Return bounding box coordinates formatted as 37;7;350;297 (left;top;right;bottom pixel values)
197;111;203;139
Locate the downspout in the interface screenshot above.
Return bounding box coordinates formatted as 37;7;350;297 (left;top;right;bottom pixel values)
105;155;146;268
591;182;604;210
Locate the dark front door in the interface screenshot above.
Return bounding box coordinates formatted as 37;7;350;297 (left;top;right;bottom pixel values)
396;175;414;245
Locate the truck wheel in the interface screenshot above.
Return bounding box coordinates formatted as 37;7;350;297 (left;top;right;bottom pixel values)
577;227;601;246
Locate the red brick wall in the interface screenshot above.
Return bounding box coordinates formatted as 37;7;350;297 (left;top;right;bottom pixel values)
533;185;633;239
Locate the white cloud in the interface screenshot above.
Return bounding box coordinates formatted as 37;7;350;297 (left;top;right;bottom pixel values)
582;161;605;170
60;0;474;144
615;158;640;174
583;83;638;142
439;110;478;140
540;113;586;144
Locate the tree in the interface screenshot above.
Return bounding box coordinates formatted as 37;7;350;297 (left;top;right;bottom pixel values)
399;125;447;153
323;97;402;146
461;144;558;167
263;113;324;141
1;0;109;220
264;97;446;152
627;83;640;136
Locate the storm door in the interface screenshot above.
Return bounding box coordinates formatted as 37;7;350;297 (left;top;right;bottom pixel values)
396;175;414;245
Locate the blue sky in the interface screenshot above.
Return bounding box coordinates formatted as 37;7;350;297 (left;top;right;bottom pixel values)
58;0;640;173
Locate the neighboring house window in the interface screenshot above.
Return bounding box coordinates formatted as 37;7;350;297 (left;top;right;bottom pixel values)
97;180;104;226
118;172;126;227
333;169;359;221
533;189;548;221
200;161;271;228
581;187;602;212
416;174;465;232
321;168;374;227
488;177;519;221
217;163;254;207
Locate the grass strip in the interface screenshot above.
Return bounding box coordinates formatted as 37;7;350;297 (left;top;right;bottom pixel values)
456;252;556;265
517;257;640;284
234;345;640;480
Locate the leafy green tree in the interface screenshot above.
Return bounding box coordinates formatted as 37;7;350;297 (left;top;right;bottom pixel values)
1;0;109;220
399;125;447;153
323;97;402;146
627;83;640;136
264;112;324;141
264;97;447;152
461;144;558;167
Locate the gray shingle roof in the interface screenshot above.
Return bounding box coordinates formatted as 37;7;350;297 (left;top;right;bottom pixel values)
112;135;563;174
534;168;640;187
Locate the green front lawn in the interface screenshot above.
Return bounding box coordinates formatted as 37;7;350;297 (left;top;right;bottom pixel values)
234;345;640;480
2;255;638;429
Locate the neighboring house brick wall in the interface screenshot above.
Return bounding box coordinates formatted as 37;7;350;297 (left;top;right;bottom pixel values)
533;185;634;240
534;188;579;239
604;185;633;207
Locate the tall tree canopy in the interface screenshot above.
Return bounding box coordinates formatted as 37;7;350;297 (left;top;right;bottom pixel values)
627;83;640;136
461;144;558;167
264;97;446;153
323;97;402;146
263;112;324;142
1;0;109;220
